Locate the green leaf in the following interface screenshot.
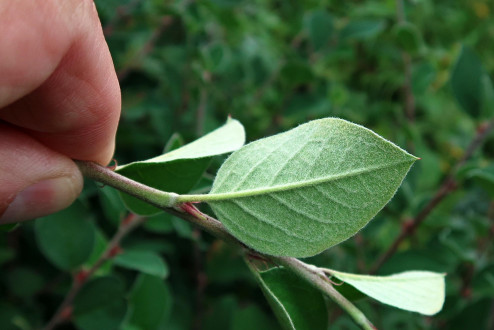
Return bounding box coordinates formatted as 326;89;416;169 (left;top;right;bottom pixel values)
254;266;328;330
98;186;127;226
340;20;385;41
126;274;173;330
143;212;175;234
84;230;112;275
392;22;423;54
73;276;127;330
450;46;485;117
232;305;280;330
280;62;314;87
329;269;446;315
118;117;245;167
34;201;95;270
6;267;44;299
114;249;169;279
203;296;238;330
481;74;494;117
188;118;417;257
116;118;245;215
467;165;494;197
305;10;333;50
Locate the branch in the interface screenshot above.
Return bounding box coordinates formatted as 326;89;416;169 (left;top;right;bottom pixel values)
271;256;376;330
371;118;494;273
75;160;375;329
44;214;146;330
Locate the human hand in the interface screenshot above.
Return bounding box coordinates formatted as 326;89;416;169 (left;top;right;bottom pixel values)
0;0;121;223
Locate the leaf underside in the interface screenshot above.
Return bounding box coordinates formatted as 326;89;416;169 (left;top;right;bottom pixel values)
207;118;417;257
116;118;245;215
330;270;446;315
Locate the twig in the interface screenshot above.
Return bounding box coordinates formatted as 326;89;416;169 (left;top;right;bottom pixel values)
76;160;376;329
271;257;376;330
44;214;145;330
371;119;494;273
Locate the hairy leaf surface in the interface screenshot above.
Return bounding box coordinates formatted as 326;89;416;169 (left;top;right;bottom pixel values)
203;118;417;257
330;269;446;315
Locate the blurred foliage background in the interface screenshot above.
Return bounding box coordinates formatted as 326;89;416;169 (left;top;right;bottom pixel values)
1;0;494;329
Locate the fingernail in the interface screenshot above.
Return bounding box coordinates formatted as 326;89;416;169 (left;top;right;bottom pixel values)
0;177;79;223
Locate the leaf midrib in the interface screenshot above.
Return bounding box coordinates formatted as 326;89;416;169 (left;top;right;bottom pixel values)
178;158;415;202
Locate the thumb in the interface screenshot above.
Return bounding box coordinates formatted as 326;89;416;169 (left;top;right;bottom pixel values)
0;124;83;223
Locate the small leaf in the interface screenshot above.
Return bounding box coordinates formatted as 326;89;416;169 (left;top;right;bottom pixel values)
73;276;127;330
163;132;185;153
304;10;333;50
481;74;494;117
329;269;446;315
117;118;245;215
126;274;173;330
340;20;385;41
232;305;279;330
450;46;485;117
195;118;417;257
467;165;494;197
84;230;112;275
144;212;175;234
118;118;245;167
6;267;44;299
254;266;328;330
98;186;127;226
392;22;423;54
114;249;169;279
35;201;95;270
280;62;314;87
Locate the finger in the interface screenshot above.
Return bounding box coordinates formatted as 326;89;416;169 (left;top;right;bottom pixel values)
0;123;83;223
0;0;120;165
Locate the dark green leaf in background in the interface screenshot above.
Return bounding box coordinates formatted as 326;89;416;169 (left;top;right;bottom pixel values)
305;10;333;50
392;22;423;55
73;276;127;330
126;274;172;330
34;201;95;271
6;267;44;299
114;249;169;279
98;186;127;226
84;230;112;275
340;20;385;41
255;267;328;330
231;305;280;330
467;165;494;197
143;212;175;234
450;46;485;117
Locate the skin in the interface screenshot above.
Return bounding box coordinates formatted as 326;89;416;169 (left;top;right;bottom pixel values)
0;0;121;223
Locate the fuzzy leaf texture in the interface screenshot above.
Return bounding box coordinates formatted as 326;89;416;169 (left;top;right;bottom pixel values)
329;269;446;315
203;118;417;257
